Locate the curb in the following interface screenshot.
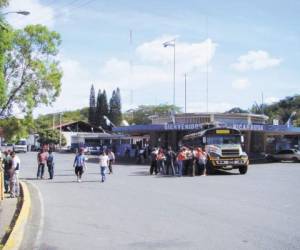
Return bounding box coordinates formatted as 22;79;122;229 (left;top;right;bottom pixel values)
3;181;31;250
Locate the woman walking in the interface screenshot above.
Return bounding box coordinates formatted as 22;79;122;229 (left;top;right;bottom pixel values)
73;148;86;182
99;151;109;182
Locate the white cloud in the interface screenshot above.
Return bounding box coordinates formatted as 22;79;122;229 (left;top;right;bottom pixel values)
34;36;218;115
265;96;279;104
136;37;217;74
231;78;250;90
5;0;55;28
231;50;282;71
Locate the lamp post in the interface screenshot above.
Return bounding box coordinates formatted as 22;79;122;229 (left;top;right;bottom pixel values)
0;10;30;29
2;11;30;16
163;39;176;109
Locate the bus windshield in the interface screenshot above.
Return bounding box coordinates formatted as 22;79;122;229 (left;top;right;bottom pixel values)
206;135;241;145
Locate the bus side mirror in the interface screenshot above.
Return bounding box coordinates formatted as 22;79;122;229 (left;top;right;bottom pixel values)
203;137;207;144
241;136;244;143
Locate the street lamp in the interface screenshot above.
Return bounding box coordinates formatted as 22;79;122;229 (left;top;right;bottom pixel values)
2;11;30;16
163;39;176;109
0;10;30;29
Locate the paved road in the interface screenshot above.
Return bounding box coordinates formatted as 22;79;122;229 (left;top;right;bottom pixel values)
19;152;300;250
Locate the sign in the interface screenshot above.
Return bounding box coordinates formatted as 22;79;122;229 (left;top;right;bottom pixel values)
164;124;202;131
231;124;264;131
216;129;230;134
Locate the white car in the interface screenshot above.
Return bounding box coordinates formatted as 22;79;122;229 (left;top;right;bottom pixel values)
268;149;300;162
13;139;28;153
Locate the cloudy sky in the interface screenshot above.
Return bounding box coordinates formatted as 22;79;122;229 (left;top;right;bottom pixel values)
4;0;300;115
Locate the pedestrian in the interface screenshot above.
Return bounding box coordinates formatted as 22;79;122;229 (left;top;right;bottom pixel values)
10;151;20;198
166;146;176;176
107;149;115;174
176;148;186;177
184;147;194;176
37;148;48;179
2;150;12;193
194;147;207;176
73;148;86;182
157;148;166;174
47;149;55;179
99;151;109;182
149;147;158;175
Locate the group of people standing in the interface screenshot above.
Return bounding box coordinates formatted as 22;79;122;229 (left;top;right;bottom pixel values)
73;148;115;182
150;146;207;177
37;147;55;179
1;150;21;198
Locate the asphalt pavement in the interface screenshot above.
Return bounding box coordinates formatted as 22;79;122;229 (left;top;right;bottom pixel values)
18;152;300;250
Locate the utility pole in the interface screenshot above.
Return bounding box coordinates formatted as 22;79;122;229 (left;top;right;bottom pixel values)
261;92;264;115
184;73;187;114
59;112;62;149
206;16;209;113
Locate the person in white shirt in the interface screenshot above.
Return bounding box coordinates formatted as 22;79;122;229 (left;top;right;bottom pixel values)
10;151;20;198
99;151;109;182
107;149;115;174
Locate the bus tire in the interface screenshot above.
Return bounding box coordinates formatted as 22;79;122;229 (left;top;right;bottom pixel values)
239;165;248;175
206;162;216;175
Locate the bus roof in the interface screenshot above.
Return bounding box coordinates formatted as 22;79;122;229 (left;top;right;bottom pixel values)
182;127;241;141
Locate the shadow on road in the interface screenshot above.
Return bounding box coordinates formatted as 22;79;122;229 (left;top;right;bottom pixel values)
49;180;101;184
128;170;150;176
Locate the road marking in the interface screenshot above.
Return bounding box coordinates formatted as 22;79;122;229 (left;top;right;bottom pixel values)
30;182;45;250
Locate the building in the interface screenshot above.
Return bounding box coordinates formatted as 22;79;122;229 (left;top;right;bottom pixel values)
113;112;300;157
55;121;143;156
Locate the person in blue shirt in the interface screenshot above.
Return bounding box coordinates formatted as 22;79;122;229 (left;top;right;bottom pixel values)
73;148;86;182
47;149;55;179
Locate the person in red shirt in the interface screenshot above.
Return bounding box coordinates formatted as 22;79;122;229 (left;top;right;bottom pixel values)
193;147;207;176
156;148;166;174
37;148;48;179
176;147;186;177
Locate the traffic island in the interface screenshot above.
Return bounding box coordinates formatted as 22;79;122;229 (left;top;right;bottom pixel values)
0;182;31;250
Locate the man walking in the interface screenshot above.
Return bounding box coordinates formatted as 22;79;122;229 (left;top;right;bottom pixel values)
99;151;109;182
3;151;12;193
47;149;55;179
166;146;176;176
149;147;158;175
107;149;115;174
73;148;86;182
10;152;20;198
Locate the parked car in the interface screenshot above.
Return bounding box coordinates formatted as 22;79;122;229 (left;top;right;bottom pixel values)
13;139;28;153
267;149;300;162
89;146;101;155
1;143;14;152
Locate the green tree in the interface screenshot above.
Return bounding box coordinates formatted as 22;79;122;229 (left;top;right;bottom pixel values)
108;88;122;126
226;107;248;113
38;129;66;146
1;24;62;117
0;0;9;7
0;3;12;108
0;116;28;142
123;104;181;125
88;84;96;126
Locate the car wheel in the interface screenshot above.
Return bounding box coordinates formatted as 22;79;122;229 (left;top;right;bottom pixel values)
239;165;248;175
292;157;299;163
206;161;216;175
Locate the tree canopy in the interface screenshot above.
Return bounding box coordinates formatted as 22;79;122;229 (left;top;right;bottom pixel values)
38;129;66;146
123;104;181;125
1;24;62;117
